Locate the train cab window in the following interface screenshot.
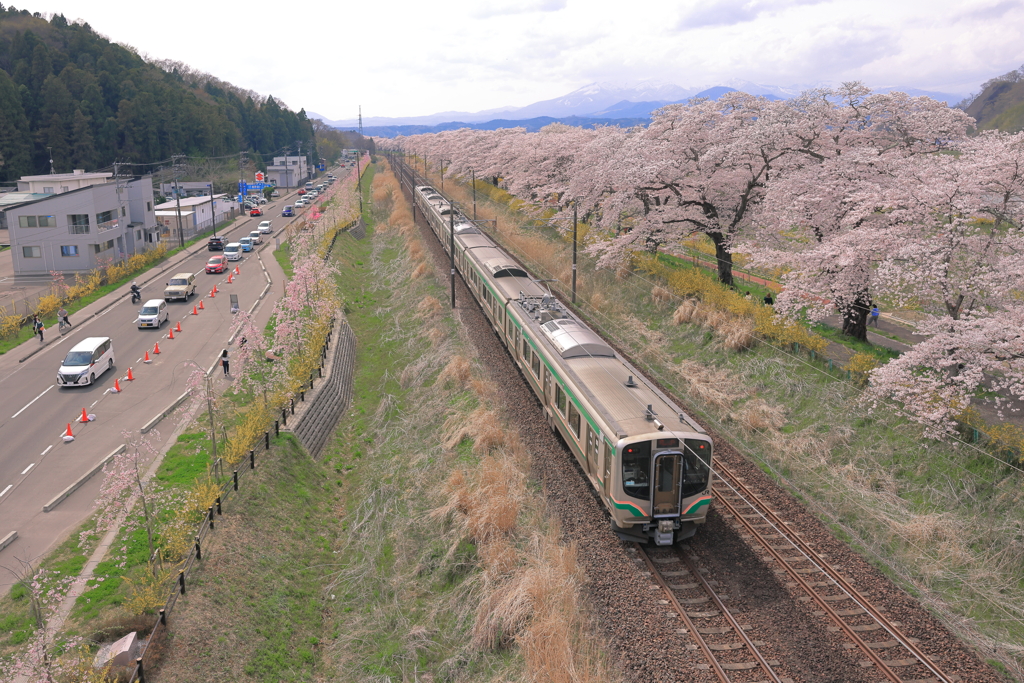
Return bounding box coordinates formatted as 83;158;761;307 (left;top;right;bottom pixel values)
621;441;651;500
682;439;712;497
567;403;581;438
555;385;567;415
530;346;541;378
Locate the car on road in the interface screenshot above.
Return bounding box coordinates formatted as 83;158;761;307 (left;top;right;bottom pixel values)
282;205;294;217
206;255;228;273
271;189;280;197
208;235;225;251
297;188;307;196
225;242;242;260
164;272;197;301
138;299;168;329
239;237;253;252
57;337;115;387
248;230;263;244
249;207;263;217
257;220;272;234
295;198;307;208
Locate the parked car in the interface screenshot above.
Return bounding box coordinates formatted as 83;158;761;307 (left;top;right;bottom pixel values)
250;207;263;217
239;237;253;252
257;220;272;234
164;272;197;301
207;235;225;251
248;230;263;244
282;205;294;217
225;243;242;260
271;189;280;197
138;299;168;329
57;337;114;387
206;255;228;273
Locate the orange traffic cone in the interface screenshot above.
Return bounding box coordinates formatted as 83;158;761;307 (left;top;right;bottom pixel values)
191;305;198;315
168;327;174;340
80;407;90;422
176;321;182;332
127;367;135;380
153;342;161;355
199;300;205;310
210;288;216;298
143;351;151;363
64;423;73;438
212;284;218;294
234;266;240;275
227;273;233;284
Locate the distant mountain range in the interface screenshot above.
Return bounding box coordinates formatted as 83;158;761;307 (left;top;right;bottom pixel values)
311;80;968;138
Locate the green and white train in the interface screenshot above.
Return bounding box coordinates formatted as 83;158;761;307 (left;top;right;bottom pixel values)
414;185;713;545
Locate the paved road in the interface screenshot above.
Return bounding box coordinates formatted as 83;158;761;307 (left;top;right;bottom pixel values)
0;176;340;591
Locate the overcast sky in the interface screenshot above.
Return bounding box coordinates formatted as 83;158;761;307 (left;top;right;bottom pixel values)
15;0;1024;121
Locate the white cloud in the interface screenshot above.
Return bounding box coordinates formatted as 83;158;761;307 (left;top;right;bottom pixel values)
15;0;1024;120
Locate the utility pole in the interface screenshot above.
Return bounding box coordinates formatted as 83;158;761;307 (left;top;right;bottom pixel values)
450;205;456;309
172;154;185;248
471;169;476;220
356;149;363;216
572;202;578;304
208;183;217;237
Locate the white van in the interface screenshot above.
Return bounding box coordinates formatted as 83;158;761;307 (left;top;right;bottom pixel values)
224;243;242;261
58;337;115;387
138;299;168;329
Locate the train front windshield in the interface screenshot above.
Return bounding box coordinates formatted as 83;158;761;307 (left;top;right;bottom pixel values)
622;438;711;503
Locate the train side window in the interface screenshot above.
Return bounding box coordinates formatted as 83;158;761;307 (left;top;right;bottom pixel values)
567;403;581;438
530;346;541;378
621;441;651;500
555;385;567;415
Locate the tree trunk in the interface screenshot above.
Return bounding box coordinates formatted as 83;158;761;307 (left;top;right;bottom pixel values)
708;232;734;287
838;291;871;342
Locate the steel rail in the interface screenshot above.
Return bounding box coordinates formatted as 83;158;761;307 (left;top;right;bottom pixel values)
715;461;954;683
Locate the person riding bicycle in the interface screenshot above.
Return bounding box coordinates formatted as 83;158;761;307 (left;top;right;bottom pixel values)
130;282;141;304
57;306;71;329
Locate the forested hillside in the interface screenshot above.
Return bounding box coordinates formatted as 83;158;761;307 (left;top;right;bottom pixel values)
964;65;1024;133
0;8;315;182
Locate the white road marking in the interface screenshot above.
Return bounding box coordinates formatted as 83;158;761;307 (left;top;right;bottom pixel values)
12;385;54;419
89;400;98;408
0;485;11;497
41;445;52;456
21;463;35;475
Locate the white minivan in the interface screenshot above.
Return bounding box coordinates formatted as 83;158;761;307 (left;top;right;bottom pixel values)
224;243;242;261
138;299;168;329
58;337;115;387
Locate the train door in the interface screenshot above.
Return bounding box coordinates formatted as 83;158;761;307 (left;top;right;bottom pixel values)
585;426;599;477
601;440;612;497
543;367;553;407
652;452;683;517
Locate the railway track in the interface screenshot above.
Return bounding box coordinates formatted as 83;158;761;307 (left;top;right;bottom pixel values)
675;458;954;683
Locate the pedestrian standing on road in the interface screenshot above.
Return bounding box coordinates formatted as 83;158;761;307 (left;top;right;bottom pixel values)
33;315;43;342
58;306;71;329
869;305;880;327
221;348;230;376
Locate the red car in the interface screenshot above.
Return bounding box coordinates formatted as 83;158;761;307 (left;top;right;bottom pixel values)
249;207;263;217
297;188;306;195
206;255;227;273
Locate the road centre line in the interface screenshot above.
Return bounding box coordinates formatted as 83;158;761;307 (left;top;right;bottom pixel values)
41;445;52;456
0;485;11;498
12;384;54;419
21;463;35;475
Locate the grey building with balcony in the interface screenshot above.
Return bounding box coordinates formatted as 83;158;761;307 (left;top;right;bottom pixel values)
1;176;159;277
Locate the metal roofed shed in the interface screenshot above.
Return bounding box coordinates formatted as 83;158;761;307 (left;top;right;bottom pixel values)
540;319;615;358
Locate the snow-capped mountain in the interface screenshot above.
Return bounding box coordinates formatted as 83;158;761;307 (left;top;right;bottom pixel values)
314;80;969;130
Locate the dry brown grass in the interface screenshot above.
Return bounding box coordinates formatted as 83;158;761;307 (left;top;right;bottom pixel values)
731;399;787;432
437;355;473;388
675;359;750;410
427;327;445;345
416;295;443;318
442;406;506;455
411;262;429;279
651;285;673;305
